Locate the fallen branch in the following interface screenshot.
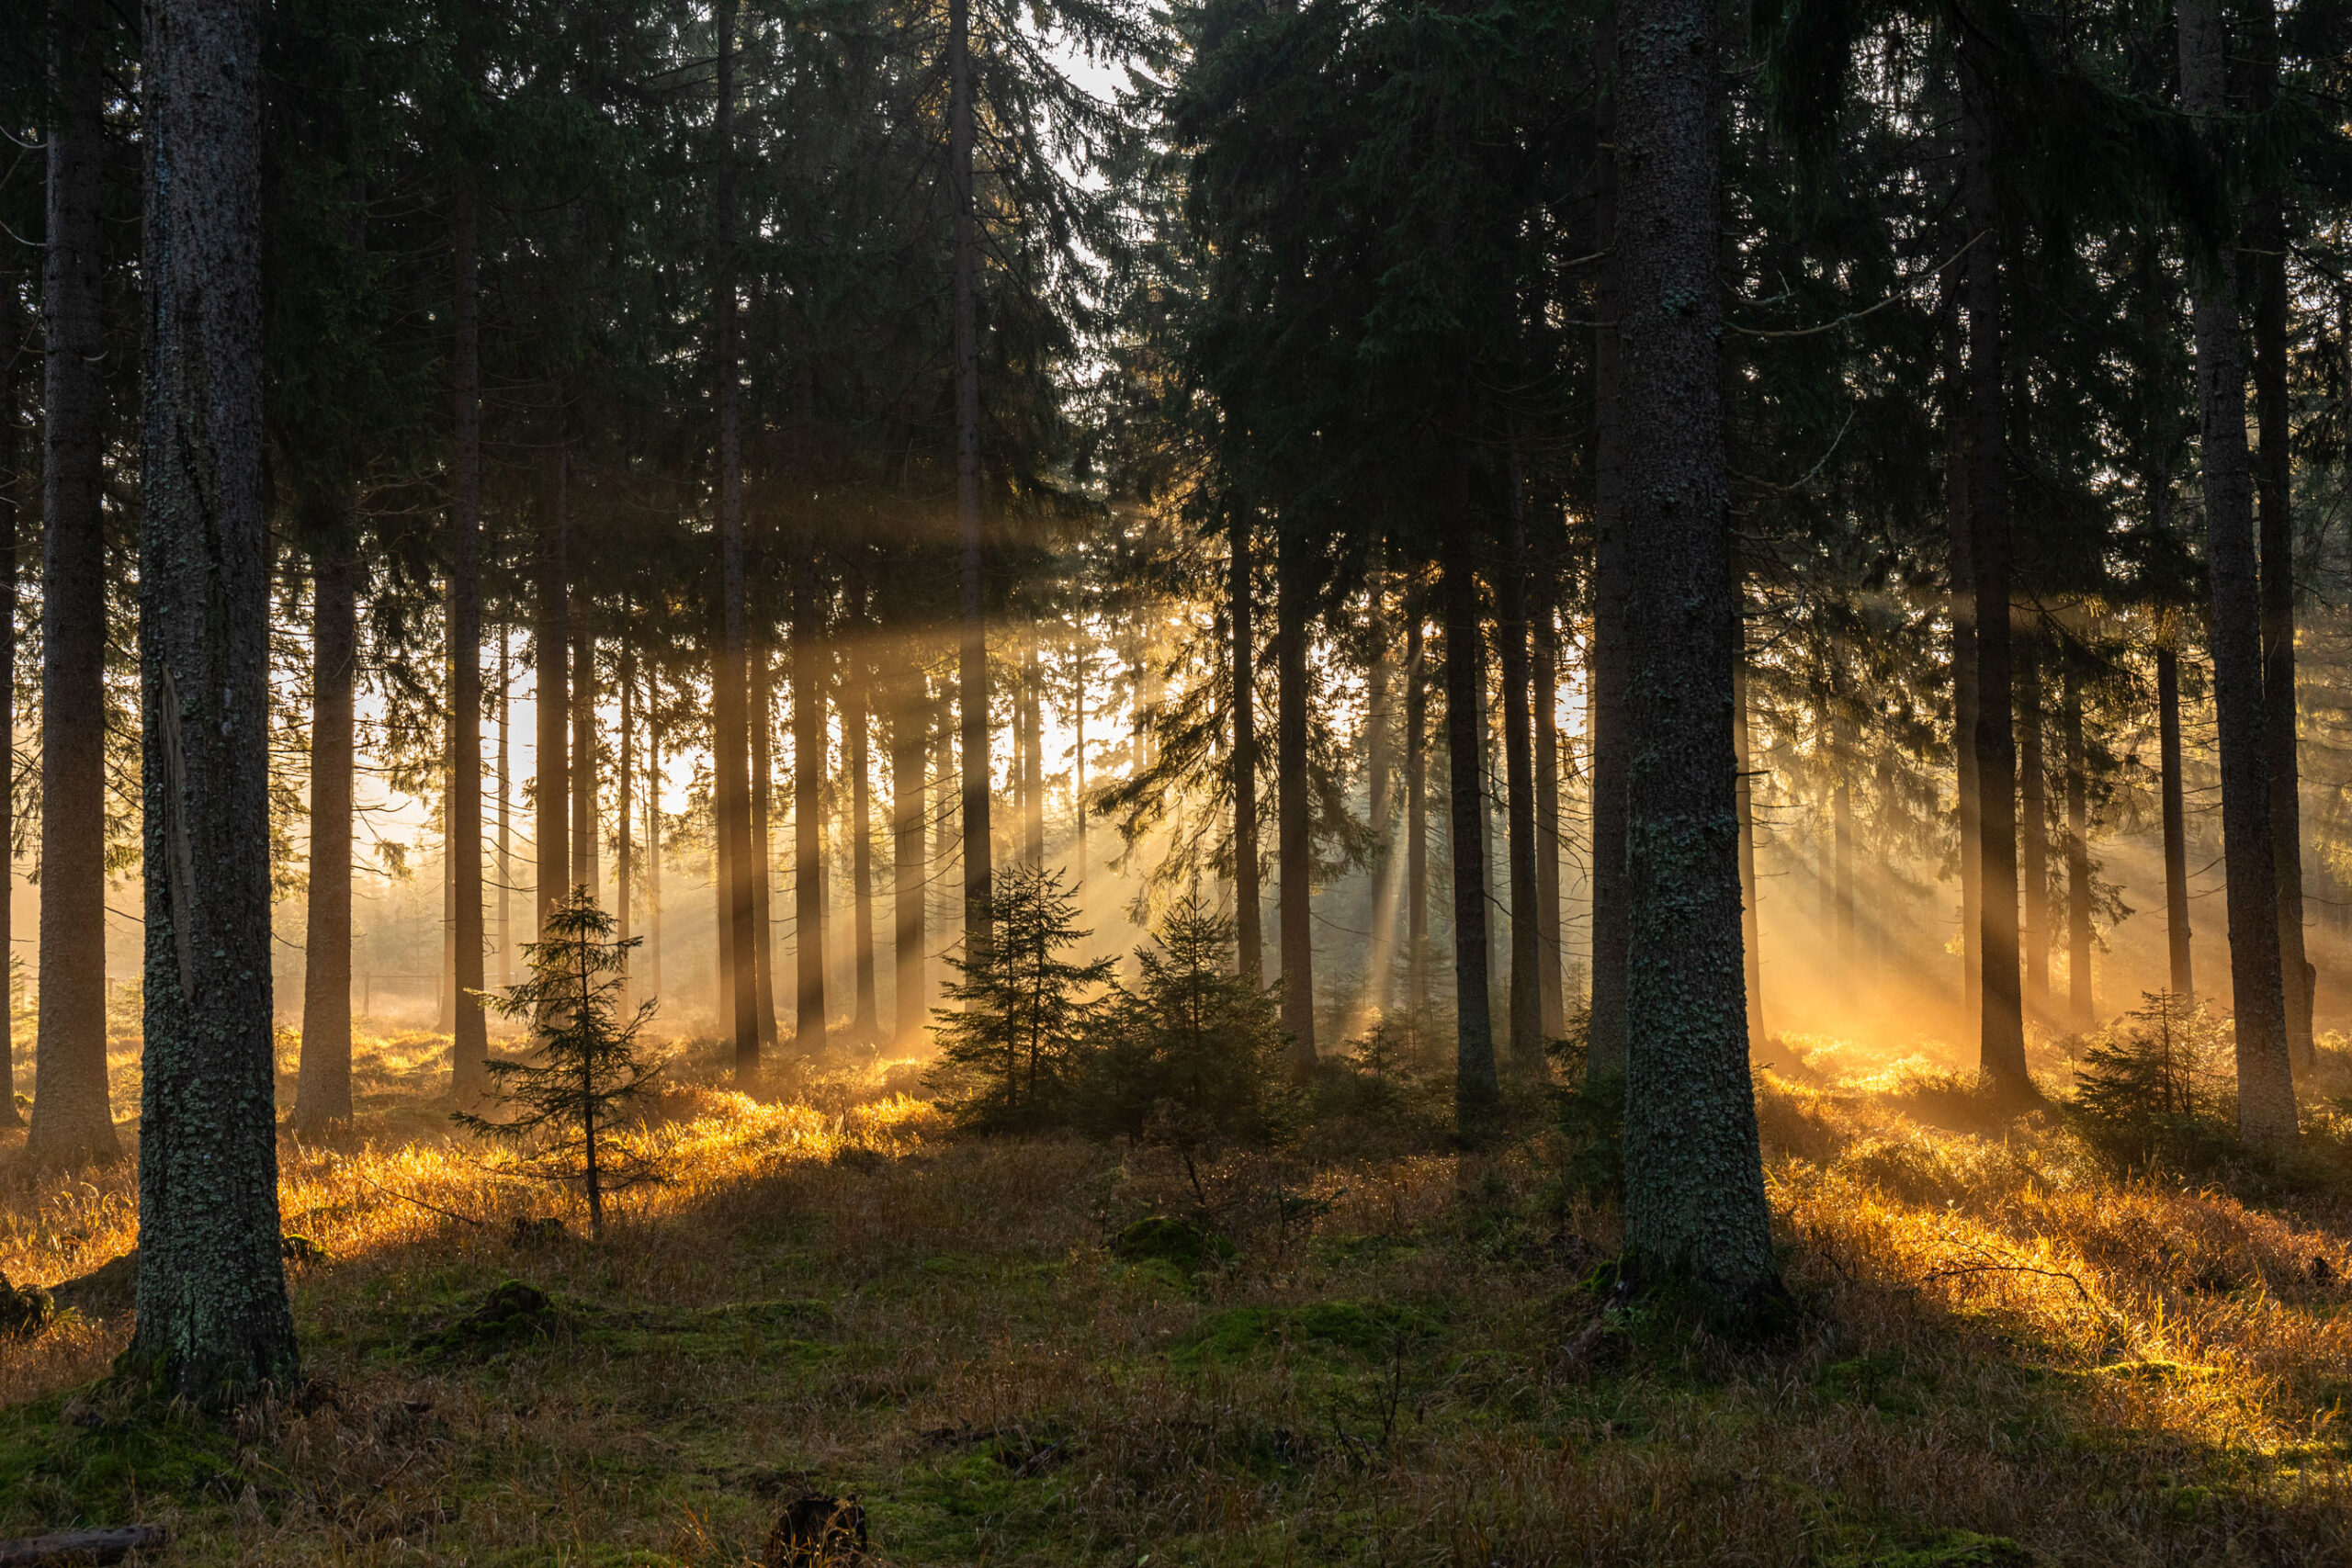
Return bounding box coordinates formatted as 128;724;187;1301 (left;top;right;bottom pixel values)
347;1172;482;1228
1921;1260;2096;1298
0;1526;168;1566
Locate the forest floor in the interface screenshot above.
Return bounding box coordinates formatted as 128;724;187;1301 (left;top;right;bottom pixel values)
4;1026;2352;1565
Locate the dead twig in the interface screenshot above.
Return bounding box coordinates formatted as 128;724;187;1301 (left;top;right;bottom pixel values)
346;1172;483;1228
0;1526;169;1566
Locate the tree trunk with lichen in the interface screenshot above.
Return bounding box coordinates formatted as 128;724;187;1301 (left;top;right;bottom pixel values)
1614;0;1777;1301
130;0;300;1397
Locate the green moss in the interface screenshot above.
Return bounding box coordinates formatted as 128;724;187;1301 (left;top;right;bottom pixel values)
1171;1302;1434;1367
1111;1216;1236;1277
420;1280;566;1356
1828;1531;2033;1568
1818;1350;1935;1416
0;1382;243;1533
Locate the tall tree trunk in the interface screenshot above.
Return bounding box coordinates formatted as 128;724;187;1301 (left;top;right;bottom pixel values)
713;0;759;1083
1020;641;1044;863
1533;584;1565;1039
296;527;357;1133
1734;644;1766;1053
448;189;489;1109
1231;513;1262;986
617;642;635;1011
1276;524;1316;1067
29;6;119;1165
1831;703;1855;974
1442;530;1498;1132
892;659;926;1041
1585;6;1629;1086
794;568;827;1049
751;645;778;1050
2016;625;2047;1026
1498;467;1542;1074
130;0;299;1394
1616;0;1776;1298
848;580;879;1040
1959;41;2029;1093
2062;652;2091;1032
571;623;597;896
438;774;456;1033
2158;620;2193;999
2180;0;2297;1146
497;627;511;988
1072;645;1089;881
1364;599;1395;1016
1405;607;1429;1015
0;263;20;1127
646;710;663;999
1942;282;1981;1034
537;454;570;931
2249;0;2311;1069
949;0;991;958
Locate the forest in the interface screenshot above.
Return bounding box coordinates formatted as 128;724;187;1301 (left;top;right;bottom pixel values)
0;0;2350;1561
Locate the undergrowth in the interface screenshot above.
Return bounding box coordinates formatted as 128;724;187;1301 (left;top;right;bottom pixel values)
0;1026;2346;1564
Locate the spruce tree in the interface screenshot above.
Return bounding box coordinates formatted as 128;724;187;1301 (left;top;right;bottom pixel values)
462;888;662;1241
928;865;1114;1134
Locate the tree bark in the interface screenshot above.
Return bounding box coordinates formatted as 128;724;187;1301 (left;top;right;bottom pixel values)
1585;6;1629;1087
1405;607;1429;1015
1019;640;1044;864
2249;0;2310;1069
2062;652;2091;1032
2016;624;2047;1027
794;570;827;1050
1276;524;1316;1066
537;455;570;931
1231;513;1262;987
1442;533;1498;1131
1497;467;1542;1074
1734;642;1766;1052
646;706;663;998
448;188;489;1109
496;628;511;988
1959;40;2029;1093
1942;280;1981;1034
617;641;635;1011
131;0;300;1395
2180;0;2297;1146
1533;582;1565;1039
0;261;21;1127
1363;597;1395;1016
571;623;597;897
2158;622;2193;999
296;529;356;1133
949;0;991;959
713;0;759;1083
1615;0;1776;1296
848;580;879;1041
891;658;926;1042
28;4;119;1165
751;644;777;1050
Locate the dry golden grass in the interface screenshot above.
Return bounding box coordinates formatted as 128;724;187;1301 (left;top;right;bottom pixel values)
0;1027;2348;1564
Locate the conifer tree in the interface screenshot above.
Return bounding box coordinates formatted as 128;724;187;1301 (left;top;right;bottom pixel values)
928;865;1114;1134
1081;891;1295;1146
462;888;662;1241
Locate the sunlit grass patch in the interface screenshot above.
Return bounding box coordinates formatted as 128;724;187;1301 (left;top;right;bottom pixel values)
0;1034;2348;1561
